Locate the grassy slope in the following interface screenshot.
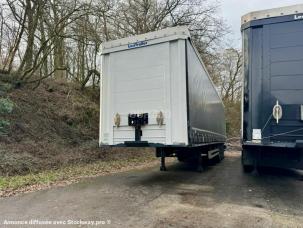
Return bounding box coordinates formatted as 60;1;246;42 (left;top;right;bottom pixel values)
0;80;101;176
0;80;156;178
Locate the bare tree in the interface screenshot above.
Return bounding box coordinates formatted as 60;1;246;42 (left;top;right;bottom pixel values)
17;0;45;76
217;48;242;103
1;0;28;74
0;6;4;66
0;0;229;91
111;0;229;73
212;48;242;137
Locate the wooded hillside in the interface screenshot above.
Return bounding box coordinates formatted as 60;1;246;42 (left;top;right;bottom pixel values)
0;0;242;176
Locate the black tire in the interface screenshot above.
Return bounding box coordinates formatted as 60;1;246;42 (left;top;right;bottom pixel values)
219;146;225;161
242;148;255;173
160;166;167;171
213;154;221;164
177;156;186;163
243;165;254;173
177;153;197;164
213;146;225;164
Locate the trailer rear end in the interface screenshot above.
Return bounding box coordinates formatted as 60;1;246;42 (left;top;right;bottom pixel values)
241;4;303;172
100;27;226;171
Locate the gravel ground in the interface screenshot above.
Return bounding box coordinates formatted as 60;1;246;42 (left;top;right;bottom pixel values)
0;150;303;228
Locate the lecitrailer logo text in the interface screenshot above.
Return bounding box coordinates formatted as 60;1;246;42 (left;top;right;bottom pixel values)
294;14;303;20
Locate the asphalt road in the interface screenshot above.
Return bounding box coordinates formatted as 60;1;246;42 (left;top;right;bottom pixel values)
1;151;303;228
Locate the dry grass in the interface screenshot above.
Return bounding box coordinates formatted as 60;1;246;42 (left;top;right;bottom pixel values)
0;151;157;197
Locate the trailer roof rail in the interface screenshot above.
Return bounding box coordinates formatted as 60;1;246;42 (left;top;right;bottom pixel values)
241;4;303;25
101;26;190;54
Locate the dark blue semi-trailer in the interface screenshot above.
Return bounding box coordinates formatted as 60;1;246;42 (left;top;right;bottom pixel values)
241;4;303;172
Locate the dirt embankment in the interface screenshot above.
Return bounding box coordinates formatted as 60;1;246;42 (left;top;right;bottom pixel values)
0;80;154;176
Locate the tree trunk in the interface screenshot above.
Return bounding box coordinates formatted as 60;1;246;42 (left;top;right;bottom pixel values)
0;10;3;66
18;0;42;79
52;0;66;80
4;8;27;73
39;16;48;78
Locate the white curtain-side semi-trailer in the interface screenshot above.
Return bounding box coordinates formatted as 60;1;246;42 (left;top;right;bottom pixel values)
100;26;226;171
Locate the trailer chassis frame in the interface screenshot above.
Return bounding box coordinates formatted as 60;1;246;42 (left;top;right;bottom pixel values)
156;142;225;172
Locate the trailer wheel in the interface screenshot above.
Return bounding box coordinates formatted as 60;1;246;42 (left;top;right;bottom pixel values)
219;146;225;160
213;154;221;164
182;153;205;172
177;156;186;163
242;149;254;173
213;146;225;163
242;165;254;173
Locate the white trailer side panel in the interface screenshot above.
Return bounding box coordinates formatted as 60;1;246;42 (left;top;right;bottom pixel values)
100;39;188;146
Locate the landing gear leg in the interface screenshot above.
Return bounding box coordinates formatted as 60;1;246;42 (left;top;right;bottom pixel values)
160;149;167;171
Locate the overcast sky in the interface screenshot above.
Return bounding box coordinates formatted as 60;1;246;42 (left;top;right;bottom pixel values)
218;0;303;47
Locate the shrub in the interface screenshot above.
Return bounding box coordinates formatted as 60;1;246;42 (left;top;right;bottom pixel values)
0;82;13;94
0;98;14;114
0;98;14;135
